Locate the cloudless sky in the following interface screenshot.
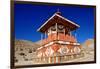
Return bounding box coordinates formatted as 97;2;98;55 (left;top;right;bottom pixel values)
14;3;95;43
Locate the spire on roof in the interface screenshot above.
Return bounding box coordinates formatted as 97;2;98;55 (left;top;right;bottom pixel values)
56;8;61;15
57;8;60;12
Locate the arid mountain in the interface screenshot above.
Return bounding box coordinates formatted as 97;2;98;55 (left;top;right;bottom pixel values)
15;39;41;66
34;40;42;46
82;39;94;50
15;39;41;52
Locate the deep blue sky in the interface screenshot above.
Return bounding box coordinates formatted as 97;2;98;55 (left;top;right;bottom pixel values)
14;3;95;43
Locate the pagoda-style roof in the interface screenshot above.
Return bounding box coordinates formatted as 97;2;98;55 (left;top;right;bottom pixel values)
37;12;80;33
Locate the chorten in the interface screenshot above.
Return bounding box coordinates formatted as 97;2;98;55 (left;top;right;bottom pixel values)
37;10;81;63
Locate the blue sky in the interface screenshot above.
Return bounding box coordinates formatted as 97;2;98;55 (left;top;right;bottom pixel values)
14;3;95;43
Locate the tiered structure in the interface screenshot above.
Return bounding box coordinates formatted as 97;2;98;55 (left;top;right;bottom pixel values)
37;10;81;63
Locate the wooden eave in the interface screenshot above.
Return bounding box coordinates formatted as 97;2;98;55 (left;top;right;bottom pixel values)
37;13;80;33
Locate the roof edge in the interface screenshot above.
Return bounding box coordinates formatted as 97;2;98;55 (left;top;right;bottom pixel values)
37;13;57;32
37;13;80;32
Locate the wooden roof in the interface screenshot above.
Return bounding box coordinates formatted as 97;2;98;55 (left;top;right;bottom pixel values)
37;12;80;33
